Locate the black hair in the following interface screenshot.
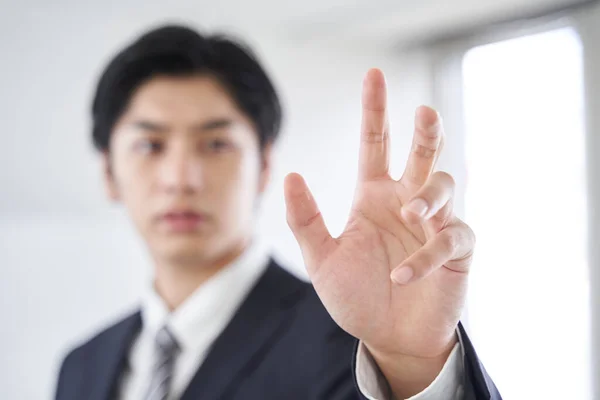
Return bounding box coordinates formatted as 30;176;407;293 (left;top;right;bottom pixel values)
91;24;282;151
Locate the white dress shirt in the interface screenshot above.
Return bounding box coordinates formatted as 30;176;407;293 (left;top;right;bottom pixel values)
119;240;464;400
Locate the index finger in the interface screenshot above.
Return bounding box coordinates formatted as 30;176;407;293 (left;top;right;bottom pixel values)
400;106;444;187
358;68;390;181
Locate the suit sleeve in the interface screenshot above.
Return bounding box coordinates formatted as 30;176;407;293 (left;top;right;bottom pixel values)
457;323;502;400
54;348;82;400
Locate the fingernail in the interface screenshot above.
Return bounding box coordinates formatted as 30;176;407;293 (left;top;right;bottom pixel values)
391;266;414;284
405;198;428;218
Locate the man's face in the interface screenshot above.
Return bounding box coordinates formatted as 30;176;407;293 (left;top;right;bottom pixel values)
105;75;271;267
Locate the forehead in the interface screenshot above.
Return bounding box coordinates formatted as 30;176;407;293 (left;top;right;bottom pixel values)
123;74;244;121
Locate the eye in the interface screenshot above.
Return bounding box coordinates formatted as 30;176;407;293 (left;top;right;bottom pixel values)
134;138;163;155
205;138;233;153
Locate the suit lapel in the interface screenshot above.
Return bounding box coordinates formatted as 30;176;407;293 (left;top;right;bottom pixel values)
88;311;142;400
181;260;307;400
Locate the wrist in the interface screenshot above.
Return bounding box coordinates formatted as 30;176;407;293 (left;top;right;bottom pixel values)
365;333;458;399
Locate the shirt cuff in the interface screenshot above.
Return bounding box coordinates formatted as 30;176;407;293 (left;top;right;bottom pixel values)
355;335;464;400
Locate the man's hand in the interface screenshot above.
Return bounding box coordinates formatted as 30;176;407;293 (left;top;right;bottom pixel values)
284;69;474;398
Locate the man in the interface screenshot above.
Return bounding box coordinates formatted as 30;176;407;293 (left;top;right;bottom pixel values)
55;25;501;400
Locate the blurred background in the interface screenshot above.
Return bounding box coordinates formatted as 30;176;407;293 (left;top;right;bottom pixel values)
1;0;599;398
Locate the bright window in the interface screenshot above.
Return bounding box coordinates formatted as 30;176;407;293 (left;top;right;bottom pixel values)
462;28;590;399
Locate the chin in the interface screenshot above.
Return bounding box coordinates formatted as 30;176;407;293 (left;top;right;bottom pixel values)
158;237;215;267
163;249;212;268
151;232;244;268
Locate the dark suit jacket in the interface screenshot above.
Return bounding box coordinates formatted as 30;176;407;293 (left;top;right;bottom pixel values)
55;259;501;400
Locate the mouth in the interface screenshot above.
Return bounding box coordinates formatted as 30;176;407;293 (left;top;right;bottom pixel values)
158;210;207;233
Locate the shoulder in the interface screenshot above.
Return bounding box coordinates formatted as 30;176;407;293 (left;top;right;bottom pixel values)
57;310;140;380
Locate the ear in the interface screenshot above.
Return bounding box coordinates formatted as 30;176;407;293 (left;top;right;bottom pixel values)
258;142;274;194
102;151;120;201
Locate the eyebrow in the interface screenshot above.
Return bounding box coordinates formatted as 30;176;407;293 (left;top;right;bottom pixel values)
129;118;234;133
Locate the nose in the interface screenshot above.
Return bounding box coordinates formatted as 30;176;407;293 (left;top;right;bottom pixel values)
158;142;203;195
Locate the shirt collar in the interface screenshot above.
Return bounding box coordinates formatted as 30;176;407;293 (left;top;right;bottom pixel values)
141;238;271;353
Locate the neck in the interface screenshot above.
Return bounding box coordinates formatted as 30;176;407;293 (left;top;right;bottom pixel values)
153;241;250;311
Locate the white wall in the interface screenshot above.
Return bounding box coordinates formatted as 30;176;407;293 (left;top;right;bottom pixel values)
0;6;434;399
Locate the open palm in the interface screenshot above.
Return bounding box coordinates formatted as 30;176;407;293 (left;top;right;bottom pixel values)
284;69;474;361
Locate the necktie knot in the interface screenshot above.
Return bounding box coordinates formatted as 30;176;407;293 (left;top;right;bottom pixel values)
155;326;179;355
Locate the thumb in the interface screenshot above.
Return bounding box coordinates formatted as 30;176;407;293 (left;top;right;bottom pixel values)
284;173;334;273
